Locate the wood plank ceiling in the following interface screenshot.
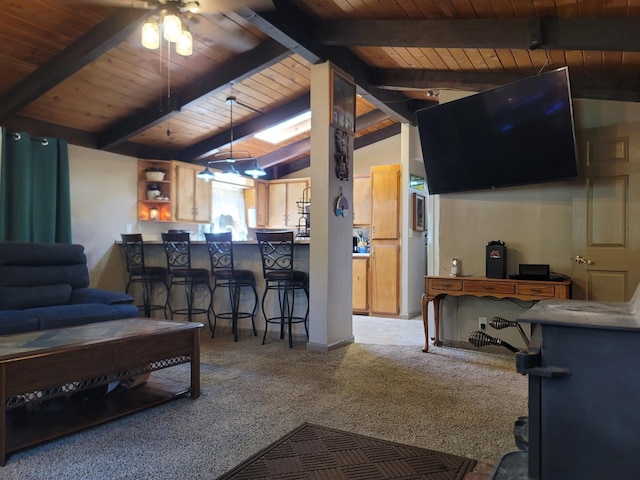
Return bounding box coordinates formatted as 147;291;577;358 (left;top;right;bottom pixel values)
0;0;638;179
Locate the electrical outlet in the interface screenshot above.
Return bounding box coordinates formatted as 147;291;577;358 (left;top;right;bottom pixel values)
478;316;487;330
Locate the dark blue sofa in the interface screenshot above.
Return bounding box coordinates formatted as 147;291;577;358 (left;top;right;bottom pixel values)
0;242;138;335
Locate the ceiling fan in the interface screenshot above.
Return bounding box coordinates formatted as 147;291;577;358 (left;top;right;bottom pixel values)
197;96;267;181
79;0;274;13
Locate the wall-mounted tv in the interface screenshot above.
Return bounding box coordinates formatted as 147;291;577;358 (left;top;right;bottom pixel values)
417;67;578;195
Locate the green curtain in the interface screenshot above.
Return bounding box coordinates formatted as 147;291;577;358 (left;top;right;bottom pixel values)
0;129;72;243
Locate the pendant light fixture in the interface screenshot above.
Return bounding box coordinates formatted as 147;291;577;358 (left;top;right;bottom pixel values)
197;96;267;181
244;160;267;178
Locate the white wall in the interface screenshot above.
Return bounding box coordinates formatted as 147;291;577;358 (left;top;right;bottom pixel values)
68;145;138;291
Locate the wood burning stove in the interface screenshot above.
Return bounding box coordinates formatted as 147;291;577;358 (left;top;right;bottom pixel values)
496;286;640;479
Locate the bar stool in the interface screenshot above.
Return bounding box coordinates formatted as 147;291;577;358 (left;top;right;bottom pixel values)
161;232;211;323
204;232;258;341
256;231;309;348
120;233;169;318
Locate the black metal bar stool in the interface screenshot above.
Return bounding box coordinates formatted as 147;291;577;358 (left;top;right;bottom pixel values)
121;233;169;318
205;232;258;341
256;231;309;348
161;232;211;323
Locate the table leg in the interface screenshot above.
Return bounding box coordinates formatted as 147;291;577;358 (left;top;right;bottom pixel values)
432;295;442;346
190;330;201;399
421;294;429;352
0;365;6;466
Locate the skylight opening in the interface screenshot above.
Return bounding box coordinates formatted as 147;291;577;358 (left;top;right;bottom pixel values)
254;111;312;144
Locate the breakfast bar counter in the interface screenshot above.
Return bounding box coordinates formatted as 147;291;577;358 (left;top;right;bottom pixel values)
123;239;310;337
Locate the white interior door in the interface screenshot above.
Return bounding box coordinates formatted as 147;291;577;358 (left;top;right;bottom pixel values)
573;122;640;301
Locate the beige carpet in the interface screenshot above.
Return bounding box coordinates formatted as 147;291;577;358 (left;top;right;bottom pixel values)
0;326;526;480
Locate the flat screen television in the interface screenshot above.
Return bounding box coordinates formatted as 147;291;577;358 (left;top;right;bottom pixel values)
416;67;578;195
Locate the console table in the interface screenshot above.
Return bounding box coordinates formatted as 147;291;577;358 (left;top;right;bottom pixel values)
421;276;571;352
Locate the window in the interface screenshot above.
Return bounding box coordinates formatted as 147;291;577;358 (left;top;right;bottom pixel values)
210;182;248;241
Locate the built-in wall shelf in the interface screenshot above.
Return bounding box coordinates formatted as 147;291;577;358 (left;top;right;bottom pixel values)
138;159;172;222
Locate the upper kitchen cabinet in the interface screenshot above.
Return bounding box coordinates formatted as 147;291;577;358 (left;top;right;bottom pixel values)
267;178;310;228
172;161;212;224
255;180;269;228
370;165;400;240
243;179;268;228
353;175;371;226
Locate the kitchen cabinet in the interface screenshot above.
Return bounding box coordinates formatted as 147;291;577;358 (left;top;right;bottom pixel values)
138;159;172;222
353;175;371;225
371;165;400;240
369;164;401;316
352;256;370;314
243;179;268;228
255;180;268;227
267;178;310;228
370;243;400;316
172;161;212;223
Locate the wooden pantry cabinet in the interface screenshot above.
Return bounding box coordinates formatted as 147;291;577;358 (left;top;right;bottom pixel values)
353;175;371;226
369;164;401;316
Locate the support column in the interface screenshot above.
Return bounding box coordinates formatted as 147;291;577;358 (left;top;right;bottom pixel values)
307;62;355;352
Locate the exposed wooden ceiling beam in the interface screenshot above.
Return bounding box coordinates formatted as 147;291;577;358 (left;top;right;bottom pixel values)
238;1;421;125
1;115;174;160
319;17;640;51
266;117;401;179
178;93;311;163
97;39;290;150
371;69;640;103
0;8;151;121
355;123;401;150
257;108;392;169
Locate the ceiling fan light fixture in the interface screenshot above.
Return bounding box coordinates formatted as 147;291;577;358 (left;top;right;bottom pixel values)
141;20;160;50
183;1;200;13
244;161;267;178
162;12;182;43
176;28;193;56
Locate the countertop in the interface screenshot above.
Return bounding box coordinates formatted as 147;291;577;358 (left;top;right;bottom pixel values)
117;238;311;245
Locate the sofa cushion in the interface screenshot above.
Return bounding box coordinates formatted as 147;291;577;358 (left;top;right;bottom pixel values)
0;242;90;289
70;288;134;306
0;284;72;310
0;311;40;335
35;303;139;330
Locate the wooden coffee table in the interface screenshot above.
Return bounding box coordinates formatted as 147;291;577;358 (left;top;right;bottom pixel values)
0;318;203;465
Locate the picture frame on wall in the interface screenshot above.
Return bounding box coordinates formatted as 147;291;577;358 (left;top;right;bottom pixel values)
331;69;356;135
413;193;425;231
